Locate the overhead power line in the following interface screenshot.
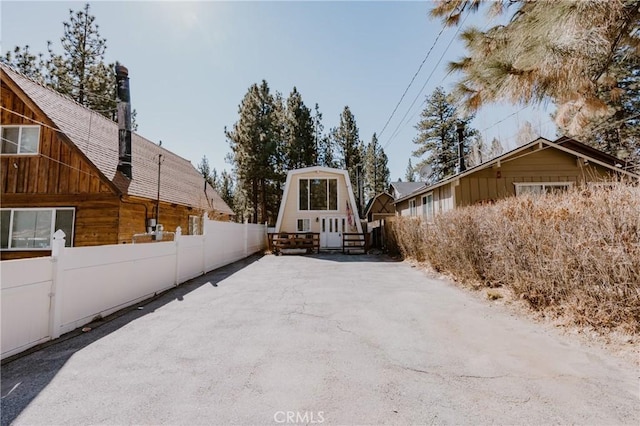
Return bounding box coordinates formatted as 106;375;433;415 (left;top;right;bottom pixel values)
383;10;471;150
377;14;451;139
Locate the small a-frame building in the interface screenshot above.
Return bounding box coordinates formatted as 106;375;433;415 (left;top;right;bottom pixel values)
274;166;363;249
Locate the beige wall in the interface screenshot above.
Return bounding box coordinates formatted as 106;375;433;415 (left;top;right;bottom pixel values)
278;170;358;233
394;145;619;217
395;184;454;218
455;146;616;207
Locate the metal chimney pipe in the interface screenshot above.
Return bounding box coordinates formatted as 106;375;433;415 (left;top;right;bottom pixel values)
116;63;132;179
457;122;466;173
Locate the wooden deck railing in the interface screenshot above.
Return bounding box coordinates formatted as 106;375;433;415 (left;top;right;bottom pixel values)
268;233;320;254
342;233;368;254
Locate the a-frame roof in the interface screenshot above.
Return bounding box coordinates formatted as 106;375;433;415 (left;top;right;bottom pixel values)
274;166;363;233
1;63;233;215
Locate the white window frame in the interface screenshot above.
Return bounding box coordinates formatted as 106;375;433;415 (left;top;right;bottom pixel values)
421;193;434;221
1;125;41;155
298;178;339;212
1;208;75;250
409;199;417;217
514;182;574;196
296;218;311;232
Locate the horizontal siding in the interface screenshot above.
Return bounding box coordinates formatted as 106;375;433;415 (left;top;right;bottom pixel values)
1;81;113;196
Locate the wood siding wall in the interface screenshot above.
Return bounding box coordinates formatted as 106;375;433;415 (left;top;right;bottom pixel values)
394;145;618;217
0;194;120;260
455;146;614;207
1;81;113;195
117;196;207;244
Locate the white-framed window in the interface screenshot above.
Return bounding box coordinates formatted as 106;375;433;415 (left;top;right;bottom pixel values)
409;199;417;216
188;215;202;235
1;208;75;250
299;178;338;211
422;193;434;221
514;182;573;196
296;218;310;232
1;125;40;155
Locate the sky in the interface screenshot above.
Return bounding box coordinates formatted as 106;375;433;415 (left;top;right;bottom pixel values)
1;0;557;181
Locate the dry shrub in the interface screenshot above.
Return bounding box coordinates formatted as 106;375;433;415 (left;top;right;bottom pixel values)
391;182;640;333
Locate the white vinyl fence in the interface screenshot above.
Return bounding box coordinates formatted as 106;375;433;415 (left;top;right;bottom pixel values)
1;220;266;360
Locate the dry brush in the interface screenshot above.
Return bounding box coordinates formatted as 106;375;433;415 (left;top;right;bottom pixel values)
391;183;640;333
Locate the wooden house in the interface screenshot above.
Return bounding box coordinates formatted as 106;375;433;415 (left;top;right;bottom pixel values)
274;166;363;250
394;137;639;219
1;63;233;260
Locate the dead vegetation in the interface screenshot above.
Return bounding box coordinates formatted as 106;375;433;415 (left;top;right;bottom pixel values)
391;182;640;334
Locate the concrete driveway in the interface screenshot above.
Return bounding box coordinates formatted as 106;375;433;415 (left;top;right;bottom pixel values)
2;254;638;425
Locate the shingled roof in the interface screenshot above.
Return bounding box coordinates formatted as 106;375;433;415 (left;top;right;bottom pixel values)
1;64;233;216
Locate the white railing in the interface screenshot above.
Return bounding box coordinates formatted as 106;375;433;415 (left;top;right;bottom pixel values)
0;220;267;360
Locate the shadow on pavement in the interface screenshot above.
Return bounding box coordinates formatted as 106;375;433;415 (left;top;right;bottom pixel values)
294;252;402;263
0;254;262;426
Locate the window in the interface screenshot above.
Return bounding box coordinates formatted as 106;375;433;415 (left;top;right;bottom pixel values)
299;178;338;211
422;193;434;221
297;219;310;232
514;182;573;196
409;199;417;216
1;208;74;250
1;125;40;154
188;215;201;235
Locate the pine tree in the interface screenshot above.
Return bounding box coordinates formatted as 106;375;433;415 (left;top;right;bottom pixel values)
283;87;317;169
1;3;136;125
225;80;281;224
47;3;116;115
1;45;45;80
432;0;640;136
405;159;416;182
197;155;215;188
412;87;476;182
219;170;235;213
363;133;391;201
467;135;488;167
332;106;363;204
488;137;504;160
516;121;538;146
314;103;335;167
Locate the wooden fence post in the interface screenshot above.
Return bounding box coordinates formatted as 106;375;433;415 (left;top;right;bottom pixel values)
49;230;66;339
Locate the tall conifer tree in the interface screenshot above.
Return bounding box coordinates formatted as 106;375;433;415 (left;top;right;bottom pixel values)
412;87;477;182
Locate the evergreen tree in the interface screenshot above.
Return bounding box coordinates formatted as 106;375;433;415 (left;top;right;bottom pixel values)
557;52;640;172
283;87;316;169
1;3;138;126
405;159;416;182
488;137;504;160
225;80;281;224
197;155;215;188
47;3;116;115
516;121;538;146
363;133;391;201
219;170;235;213
314;103;335;167
332;106;363;208
432;0;640;136
467;135;488;167
412;87;476;182
2;45;45;80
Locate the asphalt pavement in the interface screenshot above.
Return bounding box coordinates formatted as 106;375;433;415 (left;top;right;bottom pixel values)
1;253;638;425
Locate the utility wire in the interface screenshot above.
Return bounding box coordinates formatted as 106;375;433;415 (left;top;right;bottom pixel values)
382;9;471;150
377;12;452;139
